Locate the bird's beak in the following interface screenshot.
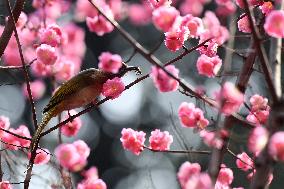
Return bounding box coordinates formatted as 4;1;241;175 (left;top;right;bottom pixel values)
120;62;142;75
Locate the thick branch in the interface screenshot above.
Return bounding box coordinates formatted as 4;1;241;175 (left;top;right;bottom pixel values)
0;0;25;58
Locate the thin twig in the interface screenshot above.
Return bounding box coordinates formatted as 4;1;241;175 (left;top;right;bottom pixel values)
143;146;211;154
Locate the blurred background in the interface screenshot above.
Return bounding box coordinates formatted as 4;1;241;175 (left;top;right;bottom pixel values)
0;0;284;188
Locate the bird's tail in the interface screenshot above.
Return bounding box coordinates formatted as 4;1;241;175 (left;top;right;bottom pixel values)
30;111;54;152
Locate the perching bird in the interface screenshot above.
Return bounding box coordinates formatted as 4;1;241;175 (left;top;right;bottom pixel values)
30;64;141;152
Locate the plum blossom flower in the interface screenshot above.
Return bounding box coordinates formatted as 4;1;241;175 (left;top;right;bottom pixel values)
215;82;244;115
2;125;31;150
181;15;204;38
238;15;251;33
197;40;219;57
260;2;273;15
217;165;233;186
165;26;189;51
61;110;82;137
177;161;201;189
264;10;284;38
55;140;90;171
86;15;114;36
178;102;209;129
77;179;107;189
196;55;222;77
236;152;254;171
120;128;146;155
149;129;173;150
0;181;12;189
98;52;122;73
150;65;179;92
81;166;99;180
185;173;213;189
16;12;27;29
248;126;269;155
39;24;62;47
36;44;58;65
152;6;180;32
269;131;284;161
102;77;125;99
28;148;51;165
246;94;270;125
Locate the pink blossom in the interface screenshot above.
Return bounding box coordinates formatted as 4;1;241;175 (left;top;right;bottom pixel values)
0;181;12;189
236;152;254;171
75;0;98;21
196;55;222;77
216;82;244;115
31;60;53;77
217;165;233;186
178;102;209;129
260;1;273;15
73;140;91;159
0;116;10;137
197;40;218;57
249;94;269;111
248;126;269;155
269;131;284;161
14;125;31;148
61;110;82;137
98;52;123;73
120;128;146;155
82;166;99;180
36;44;58;65
77;179;107;189
55;140;90;171
28;148;51;165
150;65;179;92
3;48;21;66
177;161;201;189
54;59;75;82
165;26;189;51
216;2;237;17
149;129;173;150
181;15;204;38
22;80;46;100
152;6;180;32
39;24;62;47
264;10;284;38
246;94;270;125
185;173;213;189
102;77;125;99
128;3;152;25
86;15;114;36
238;15;251;33
200;130;223;149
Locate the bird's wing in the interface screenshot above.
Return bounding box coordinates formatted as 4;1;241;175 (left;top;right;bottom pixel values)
43;75;90;114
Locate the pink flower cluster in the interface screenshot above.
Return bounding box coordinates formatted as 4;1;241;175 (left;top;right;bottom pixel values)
120;128;173;155
61;110;83;137
178;102;209;129
215;82;244;115
150;65;179;92
55;140;90;171
102;77;125;99
77;166;107;189
177;161;212;189
196;54;222;77
98;52;123;73
246;94;270;125
264;10;284;38
237;15;251;33
1;125;31;150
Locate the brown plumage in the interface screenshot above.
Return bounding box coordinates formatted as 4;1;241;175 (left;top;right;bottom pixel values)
30;65;141;152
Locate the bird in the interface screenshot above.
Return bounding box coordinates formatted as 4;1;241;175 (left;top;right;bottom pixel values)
30;63;141;152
